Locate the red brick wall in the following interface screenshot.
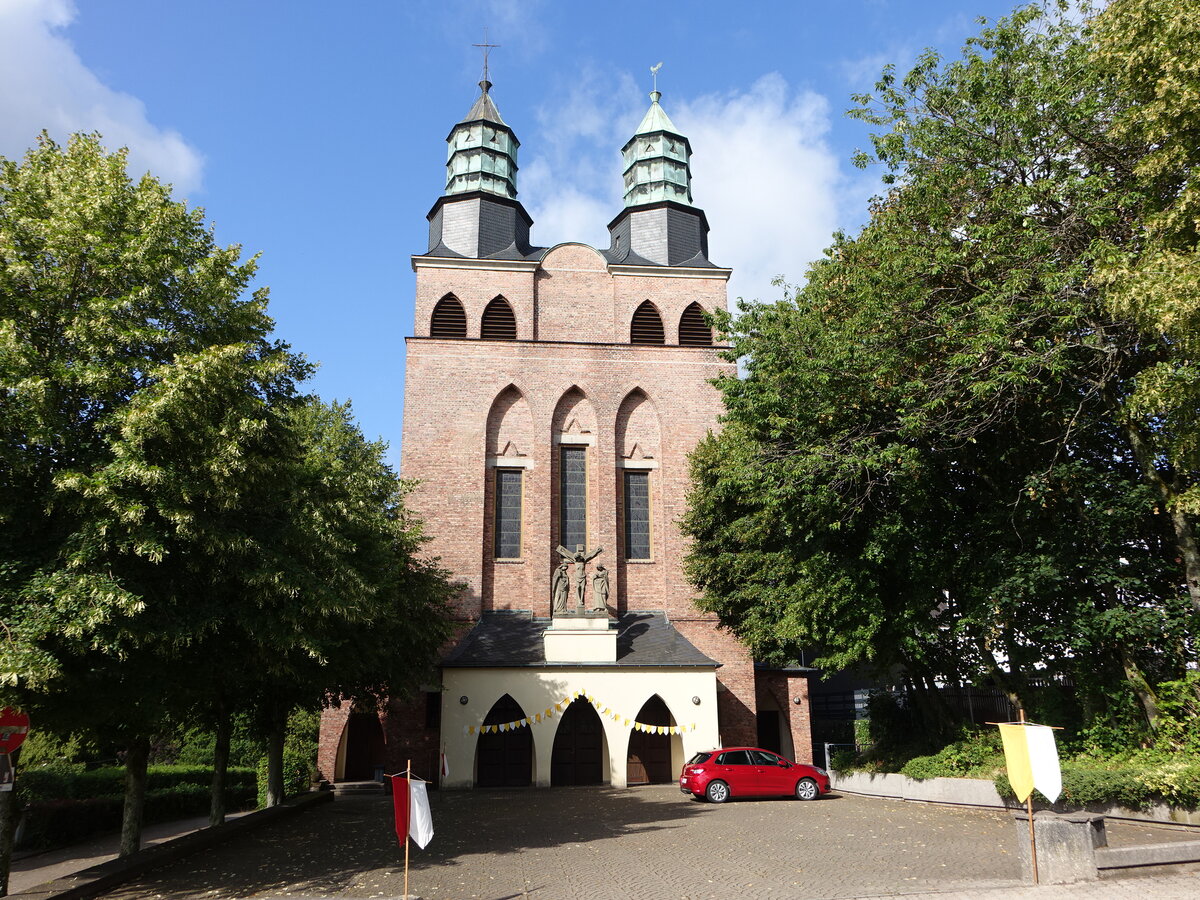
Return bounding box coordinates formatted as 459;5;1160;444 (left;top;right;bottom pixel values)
672;618;758;748
343;245;770;780
756;672;815;764
316;704;350;783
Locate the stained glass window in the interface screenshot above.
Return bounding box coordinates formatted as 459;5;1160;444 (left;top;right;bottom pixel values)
624;470;651;559
494;468;522;558
560;447;587;550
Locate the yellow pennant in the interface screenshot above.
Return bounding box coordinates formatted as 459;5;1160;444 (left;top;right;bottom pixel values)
468;726;475;735
998;724;1035;802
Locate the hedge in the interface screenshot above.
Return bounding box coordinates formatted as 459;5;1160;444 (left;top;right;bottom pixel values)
18;782;257;851
17;765;257;803
994;756;1200;810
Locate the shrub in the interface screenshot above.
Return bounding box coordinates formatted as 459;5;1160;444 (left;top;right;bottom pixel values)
993;754;1200;810
255;748;315;807
16;764;256;803
898;730;1006;780
17;780;257;850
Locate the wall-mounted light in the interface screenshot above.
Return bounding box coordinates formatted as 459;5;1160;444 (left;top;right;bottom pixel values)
792;697;803;705
459;696;469;705
691;696;701;705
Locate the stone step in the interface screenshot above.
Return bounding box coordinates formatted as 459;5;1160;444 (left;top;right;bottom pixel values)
332;780;386;794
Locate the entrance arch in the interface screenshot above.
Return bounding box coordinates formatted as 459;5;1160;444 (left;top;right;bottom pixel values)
476;695;533;787
342;711;386;781
627;695;678;784
551;698;605;785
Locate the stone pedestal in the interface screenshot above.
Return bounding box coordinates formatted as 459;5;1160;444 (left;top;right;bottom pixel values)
1012;810;1106;883
543;614;616;662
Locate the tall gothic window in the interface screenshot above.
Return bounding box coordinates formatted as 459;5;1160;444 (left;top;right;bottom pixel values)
494;468;523;559
624;470;651;559
559;446;587;550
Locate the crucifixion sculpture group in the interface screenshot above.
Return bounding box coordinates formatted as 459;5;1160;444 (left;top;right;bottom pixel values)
552;543;609;615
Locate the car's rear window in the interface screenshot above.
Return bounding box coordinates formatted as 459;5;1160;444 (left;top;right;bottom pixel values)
686;752;712;765
716;750;752;765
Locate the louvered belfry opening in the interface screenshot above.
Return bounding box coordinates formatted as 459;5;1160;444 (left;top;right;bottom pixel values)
678;302;713;346
630;300;665;345
480;296;517;340
430;295;467;338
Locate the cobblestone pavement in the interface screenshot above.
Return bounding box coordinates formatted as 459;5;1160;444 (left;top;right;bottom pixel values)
99;786;1198;900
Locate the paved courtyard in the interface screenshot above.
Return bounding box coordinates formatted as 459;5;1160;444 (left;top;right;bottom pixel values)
97;786;1196;900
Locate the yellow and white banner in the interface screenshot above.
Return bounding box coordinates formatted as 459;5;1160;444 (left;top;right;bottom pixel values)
463;689;697;736
998;723;1062;803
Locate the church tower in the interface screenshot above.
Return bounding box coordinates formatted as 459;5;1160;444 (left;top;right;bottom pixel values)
317;75;814;790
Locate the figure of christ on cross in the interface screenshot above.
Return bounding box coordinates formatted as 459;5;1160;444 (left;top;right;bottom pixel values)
555;543;603;610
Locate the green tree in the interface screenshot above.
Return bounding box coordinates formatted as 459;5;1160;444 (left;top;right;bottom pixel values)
683;3;1197;739
0;134;453;877
1092;0;1200;614
0;132;310;864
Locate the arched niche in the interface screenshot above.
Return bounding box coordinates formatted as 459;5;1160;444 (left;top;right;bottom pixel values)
627;695;681;785
475;694;533;787
430;294;467;338
615;389;661;463
486;384;533;460
551;697;606;785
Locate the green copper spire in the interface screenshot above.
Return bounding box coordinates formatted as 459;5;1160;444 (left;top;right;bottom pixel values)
445;79;520;199
621;90;693;207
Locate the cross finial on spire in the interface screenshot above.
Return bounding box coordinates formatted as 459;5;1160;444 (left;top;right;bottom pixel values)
473;29;500;93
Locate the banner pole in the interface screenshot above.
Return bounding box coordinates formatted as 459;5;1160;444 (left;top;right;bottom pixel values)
1019;710;1038;884
404;758;411;899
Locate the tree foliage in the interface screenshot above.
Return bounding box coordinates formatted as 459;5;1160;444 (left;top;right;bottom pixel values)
683;2;1199;738
0;133;451;860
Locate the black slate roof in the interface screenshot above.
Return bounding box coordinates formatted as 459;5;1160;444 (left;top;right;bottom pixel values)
441;610;719;669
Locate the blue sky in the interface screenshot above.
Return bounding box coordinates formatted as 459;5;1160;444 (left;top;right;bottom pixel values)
1;0;1028;465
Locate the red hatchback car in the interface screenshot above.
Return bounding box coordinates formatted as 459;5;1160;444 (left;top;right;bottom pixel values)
679;747;830;803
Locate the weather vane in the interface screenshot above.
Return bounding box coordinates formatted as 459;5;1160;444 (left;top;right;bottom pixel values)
473;29;500;87
650;61;663;92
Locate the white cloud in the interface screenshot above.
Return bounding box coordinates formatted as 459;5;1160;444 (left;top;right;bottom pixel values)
675;74;842;305
0;0;203;193
523;69;844;307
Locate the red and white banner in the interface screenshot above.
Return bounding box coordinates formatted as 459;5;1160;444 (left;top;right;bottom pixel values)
390;773;434;850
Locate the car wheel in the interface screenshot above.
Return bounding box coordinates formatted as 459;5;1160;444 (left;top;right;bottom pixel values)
795;777;819;801
706;780;730;803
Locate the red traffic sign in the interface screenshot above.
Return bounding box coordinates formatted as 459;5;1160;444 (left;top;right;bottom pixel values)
0;708;30;754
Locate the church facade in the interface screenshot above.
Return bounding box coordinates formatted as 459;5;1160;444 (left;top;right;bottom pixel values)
317;76;814;789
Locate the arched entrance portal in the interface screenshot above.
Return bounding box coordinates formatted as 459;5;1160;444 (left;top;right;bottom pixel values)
552;698;604;785
627;695;677;784
343;711;386;781
476;695;533;787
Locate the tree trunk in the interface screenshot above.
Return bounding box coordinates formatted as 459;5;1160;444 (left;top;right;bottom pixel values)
265;718;285;808
1118;648;1161;732
120;737;150;857
0;748;22;897
210;701;231;826
1121;419;1200;616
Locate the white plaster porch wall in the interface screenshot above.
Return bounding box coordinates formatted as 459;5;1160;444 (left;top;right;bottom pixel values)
441;667;719;789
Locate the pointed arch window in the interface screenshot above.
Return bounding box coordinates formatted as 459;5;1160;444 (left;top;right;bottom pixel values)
678;302;713;346
481;296;517;340
630;300;665;345
430;295;467;338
